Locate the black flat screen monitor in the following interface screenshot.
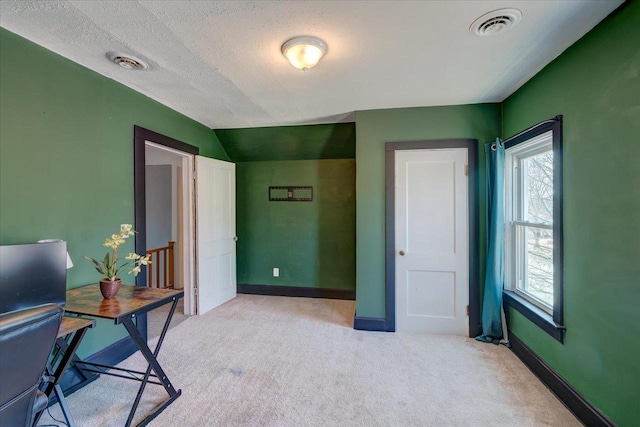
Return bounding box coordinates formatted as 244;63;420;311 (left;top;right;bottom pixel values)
0;241;67;314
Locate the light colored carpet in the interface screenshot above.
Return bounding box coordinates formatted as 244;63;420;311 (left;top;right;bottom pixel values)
147;297;189;340
40;295;580;426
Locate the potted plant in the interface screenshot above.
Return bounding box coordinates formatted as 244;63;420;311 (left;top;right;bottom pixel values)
85;224;151;299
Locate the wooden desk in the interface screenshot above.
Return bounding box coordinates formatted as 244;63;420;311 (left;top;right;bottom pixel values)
65;284;183;427
33;316;95;427
58;316;95;338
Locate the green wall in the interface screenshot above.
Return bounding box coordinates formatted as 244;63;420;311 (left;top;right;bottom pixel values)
0;28;228;357
236;159;355;290
355;104;501;318
216;123;355;162
502;2;640;425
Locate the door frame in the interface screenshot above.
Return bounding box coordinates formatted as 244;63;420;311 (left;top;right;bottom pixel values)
133;126;199;338
385;139;480;337
144;141;196;314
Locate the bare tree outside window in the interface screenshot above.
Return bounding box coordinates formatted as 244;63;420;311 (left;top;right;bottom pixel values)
521;151;554;306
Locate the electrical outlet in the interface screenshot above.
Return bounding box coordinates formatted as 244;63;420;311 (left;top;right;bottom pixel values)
273;268;279;277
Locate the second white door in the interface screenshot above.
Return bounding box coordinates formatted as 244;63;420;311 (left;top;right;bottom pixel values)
395;149;469;335
195;156;236;315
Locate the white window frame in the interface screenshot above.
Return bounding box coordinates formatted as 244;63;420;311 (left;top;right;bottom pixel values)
505;130;554;314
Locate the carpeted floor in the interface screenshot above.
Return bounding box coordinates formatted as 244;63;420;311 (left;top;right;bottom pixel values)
39;295;580;426
147;297;189;339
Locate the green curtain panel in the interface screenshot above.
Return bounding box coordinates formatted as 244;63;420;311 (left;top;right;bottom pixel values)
477;140;509;345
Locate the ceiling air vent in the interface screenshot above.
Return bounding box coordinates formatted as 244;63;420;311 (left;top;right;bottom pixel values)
106;52;149;70
470;8;522;36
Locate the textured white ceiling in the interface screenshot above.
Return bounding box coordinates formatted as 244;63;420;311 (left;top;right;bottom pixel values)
0;0;623;129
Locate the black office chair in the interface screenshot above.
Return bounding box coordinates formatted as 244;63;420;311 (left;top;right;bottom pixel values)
0;304;63;427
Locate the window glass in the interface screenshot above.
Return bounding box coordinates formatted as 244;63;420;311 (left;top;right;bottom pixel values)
523;151;553;225
505;131;557;314
516;224;554;306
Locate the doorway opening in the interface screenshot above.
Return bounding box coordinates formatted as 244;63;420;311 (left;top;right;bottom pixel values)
133;126;199;341
145;142;195;337
134;126;238;339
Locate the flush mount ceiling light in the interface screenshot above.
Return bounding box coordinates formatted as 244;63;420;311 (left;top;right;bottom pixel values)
470;8;522;36
106;52;149;70
281;36;327;71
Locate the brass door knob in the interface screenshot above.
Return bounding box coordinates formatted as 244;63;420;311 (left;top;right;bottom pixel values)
398;250;405;256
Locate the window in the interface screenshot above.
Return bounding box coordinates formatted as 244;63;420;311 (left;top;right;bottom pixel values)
506;133;554;311
503;116;564;342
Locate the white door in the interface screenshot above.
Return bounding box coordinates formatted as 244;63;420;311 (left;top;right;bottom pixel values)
395;149;469;334
195;156;236;315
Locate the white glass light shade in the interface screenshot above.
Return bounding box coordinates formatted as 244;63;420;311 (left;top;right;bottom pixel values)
281;36;327;71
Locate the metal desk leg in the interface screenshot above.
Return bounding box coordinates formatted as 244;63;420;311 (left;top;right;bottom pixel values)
53;337;96;386
32;327;89;427
122;297;181;427
53;384;76;427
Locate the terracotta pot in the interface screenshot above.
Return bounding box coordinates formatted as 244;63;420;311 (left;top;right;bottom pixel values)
99;278;122;299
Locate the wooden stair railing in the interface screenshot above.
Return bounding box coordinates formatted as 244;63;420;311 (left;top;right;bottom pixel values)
146;241;175;289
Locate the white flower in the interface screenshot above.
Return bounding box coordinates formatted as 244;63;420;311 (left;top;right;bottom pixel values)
103;237;121;248
120;224;134;238
89;226;149;280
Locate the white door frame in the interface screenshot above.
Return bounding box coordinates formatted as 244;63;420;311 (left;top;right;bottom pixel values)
133;127;201;336
144;141;197;315
384;139;480;336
